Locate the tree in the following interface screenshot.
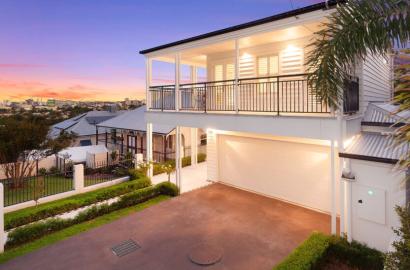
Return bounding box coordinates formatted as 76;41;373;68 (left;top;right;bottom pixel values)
307;1;409;268
0;116;75;188
306;0;410;109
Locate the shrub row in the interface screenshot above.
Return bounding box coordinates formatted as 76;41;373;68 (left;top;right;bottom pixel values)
5;176;151;230
273;232;384;270
153;153;207;175
6;182;179;248
274;232;331;270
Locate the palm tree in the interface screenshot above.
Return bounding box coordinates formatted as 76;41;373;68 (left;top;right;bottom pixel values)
307;1;409;268
306;0;409;109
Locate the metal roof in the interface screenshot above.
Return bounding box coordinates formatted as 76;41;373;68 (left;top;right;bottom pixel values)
49;110;125;138
362;102;410;126
97;105;174;135
139;0;343;54
340;132;409;164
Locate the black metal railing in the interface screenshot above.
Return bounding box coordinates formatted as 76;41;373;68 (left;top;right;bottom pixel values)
238;74;329;113
149;85;175;110
149;73;360;114
343;77;360;113
179;79;235;111
1;171;74;207
84;159;134;187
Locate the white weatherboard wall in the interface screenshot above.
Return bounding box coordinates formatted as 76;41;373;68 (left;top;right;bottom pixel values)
206;129;218;181
217;134;339;213
358;53;392;113
350;159;405;251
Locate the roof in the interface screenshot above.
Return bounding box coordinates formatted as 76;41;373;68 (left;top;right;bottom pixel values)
58;145;108;163
139;0;343;54
339;133;409;164
97;105;174;135
362;102;410;126
50;110;125;138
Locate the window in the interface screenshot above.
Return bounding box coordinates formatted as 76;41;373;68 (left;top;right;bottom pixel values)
200;134;207;145
213;63;235;81
214;64;223;81
257;55;279;76
226;64;235;80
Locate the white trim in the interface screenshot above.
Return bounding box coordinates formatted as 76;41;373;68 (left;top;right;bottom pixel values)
144;9;333;58
330;139;337;234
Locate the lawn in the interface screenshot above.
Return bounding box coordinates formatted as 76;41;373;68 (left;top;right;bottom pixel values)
0;195;170;264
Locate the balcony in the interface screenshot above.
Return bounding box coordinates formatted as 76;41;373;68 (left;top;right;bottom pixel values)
149;74;359;115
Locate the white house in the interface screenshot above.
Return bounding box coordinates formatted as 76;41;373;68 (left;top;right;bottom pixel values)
139;1;408;251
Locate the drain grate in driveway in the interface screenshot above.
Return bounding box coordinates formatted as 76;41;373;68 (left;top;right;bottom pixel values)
111;239;140;257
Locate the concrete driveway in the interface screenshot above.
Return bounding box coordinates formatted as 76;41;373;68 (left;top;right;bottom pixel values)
1;183;332;270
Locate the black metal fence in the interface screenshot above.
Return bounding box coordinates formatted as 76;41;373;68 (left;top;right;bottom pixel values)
149;85;176;110
84;159;134;187
149;73;361;114
0;171;73;207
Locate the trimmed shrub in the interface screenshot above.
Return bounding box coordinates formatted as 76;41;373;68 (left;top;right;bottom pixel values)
182;156;191;167
156;182;179;196
273;232;384;270
128;168;145;180
5;182;179;248
5;177;151;230
197;153;206;163
324;236;384;270
274;232;330;270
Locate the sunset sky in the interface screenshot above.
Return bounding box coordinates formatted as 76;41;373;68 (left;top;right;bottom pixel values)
1;0;321;102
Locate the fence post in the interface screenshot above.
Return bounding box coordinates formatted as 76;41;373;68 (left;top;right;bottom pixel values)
0;183;4;253
74;164;84;193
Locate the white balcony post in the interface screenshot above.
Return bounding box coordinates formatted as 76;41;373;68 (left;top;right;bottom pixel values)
176;126;182;189
146;122;153;178
234;39;239;113
175;53;181;111
0;183;4;253
73;164;84;193
145;57;152;110
337;111;345;237
330;139;337;235
190;128;198;165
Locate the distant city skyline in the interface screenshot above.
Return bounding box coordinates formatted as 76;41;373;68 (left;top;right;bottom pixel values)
1;0;321;101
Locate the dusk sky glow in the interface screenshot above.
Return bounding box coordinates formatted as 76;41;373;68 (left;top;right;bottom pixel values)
1;0;321;101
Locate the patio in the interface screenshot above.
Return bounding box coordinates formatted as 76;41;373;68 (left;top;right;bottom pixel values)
1;183;333;270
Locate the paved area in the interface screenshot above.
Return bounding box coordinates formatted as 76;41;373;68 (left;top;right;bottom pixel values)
152;162;210;193
1;183;333;270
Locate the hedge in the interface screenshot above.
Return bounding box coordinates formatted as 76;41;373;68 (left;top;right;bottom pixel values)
273;232;384;270
153;153;207;175
5;176;151;230
274;233;331;270
6;182;179;248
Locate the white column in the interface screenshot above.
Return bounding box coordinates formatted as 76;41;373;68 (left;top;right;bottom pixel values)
346;180;352;242
191;128;198;165
145;57;152;109
175;126;182;189
73;164;84;193
146;122;153;178
337;112;345;236
234;39;239;113
330;139;337;234
0;183;4;253
175;53;181;111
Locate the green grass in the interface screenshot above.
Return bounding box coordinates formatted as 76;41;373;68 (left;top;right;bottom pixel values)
0;195;170;264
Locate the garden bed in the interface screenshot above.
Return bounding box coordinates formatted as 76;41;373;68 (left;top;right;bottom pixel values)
5;175;151;230
273;232;384;270
5;181;179;249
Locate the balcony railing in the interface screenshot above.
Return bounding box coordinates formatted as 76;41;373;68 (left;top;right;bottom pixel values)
149;73;359;114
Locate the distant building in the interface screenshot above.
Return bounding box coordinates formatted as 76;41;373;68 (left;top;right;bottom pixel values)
49;109;125;147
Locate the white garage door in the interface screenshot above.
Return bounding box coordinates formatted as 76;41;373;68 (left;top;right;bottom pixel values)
218;135;335;213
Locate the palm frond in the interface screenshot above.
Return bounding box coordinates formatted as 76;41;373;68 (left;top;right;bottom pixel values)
306;0;410;109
